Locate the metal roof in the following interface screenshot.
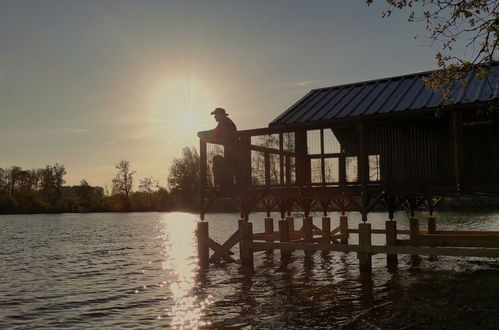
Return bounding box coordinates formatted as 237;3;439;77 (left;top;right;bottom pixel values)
270;65;499;126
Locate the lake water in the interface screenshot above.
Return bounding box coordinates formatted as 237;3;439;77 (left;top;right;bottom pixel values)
1;211;499;329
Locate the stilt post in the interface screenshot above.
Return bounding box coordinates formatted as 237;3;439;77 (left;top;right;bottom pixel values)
385;220;398;267
286;216;295;233
197;221;209;269
264;217;274;241
428;216;436;234
322;217;331;244
264;217;274;253
239;220;254;269
410;217;421;265
358;223;372;273
278;219;291;259
340;215;349;244
303;217;313;256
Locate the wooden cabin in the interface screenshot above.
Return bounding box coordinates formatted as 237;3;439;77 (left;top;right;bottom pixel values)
198;66;499;220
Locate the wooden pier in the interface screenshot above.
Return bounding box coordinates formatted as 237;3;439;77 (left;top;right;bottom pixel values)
196;215;499;273
196;66;499;273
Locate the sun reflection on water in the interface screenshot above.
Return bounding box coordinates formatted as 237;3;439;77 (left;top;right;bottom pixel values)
160;213;213;328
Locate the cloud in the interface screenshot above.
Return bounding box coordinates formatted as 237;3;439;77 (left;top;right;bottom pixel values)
68;128;88;133
51;128;88;134
284;80;320;88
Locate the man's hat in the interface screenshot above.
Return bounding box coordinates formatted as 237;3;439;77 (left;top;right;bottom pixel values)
211;107;228;116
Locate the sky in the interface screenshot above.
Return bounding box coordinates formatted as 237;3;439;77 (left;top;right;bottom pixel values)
0;0;449;188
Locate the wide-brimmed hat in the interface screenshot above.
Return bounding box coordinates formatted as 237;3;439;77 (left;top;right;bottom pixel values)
210;107;228;116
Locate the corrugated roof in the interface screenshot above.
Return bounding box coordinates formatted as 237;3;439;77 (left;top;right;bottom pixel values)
270;65;499;126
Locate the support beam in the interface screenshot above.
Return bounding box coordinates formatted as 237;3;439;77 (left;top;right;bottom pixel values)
197;221;209;269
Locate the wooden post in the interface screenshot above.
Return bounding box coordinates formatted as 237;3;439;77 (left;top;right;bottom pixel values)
278;219;291;259
239;220;254;269
197;221;209;269
265;217;274;253
340;215;349;244
286;216;295;233
385;220;398;267
410;217;421;265
428;216;436;234
322;217;331;243
303;217;313;256
264;218;274;241
358;223;372;274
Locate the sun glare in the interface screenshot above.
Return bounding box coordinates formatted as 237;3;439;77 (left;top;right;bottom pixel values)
151;79;215;146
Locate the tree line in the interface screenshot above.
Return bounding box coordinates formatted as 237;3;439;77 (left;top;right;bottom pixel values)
0;147;201;214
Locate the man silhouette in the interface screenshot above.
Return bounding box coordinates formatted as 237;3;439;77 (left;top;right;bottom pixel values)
201;108;238;188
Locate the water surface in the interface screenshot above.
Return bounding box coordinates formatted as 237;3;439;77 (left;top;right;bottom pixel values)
1;211;498;329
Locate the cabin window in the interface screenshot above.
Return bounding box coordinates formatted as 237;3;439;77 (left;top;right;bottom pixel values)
307;128;341;184
325;158;339;182
307;130;321;154
251;150;265;185
369;154;381;182
270;154;280;185
323;129;341;154
311;158;322;183
346;156;358;182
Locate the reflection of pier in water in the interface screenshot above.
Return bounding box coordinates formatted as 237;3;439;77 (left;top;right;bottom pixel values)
197;66;499;274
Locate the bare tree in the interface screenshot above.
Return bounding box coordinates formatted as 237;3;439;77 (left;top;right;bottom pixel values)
112;160;135;206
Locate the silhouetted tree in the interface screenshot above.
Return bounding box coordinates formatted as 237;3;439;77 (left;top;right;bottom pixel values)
168;147;200;209
138;177;158;193
112;160;135;209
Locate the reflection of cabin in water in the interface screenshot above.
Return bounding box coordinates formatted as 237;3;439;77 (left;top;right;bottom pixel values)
199;66;499;219
196;66;499;272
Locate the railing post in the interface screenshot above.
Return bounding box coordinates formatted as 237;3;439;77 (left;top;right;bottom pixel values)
278;219;291;260
303;217;313;256
385;220;398;268
239;220;254;269
197;221;209;269
321;217;331;244
410;217;421;265
358;223;372;274
340;215;349;244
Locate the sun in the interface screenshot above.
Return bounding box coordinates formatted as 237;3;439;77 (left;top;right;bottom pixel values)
150;78;216;145
178;113;199;130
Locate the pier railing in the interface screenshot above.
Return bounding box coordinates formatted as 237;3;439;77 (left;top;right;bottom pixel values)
197;215;499;272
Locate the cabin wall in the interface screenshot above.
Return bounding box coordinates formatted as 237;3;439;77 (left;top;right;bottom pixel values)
461;112;499;186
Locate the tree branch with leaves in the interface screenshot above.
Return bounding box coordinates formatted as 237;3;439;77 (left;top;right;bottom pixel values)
367;0;499;102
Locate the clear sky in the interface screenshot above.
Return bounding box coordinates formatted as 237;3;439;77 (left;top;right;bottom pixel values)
0;0;444;188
